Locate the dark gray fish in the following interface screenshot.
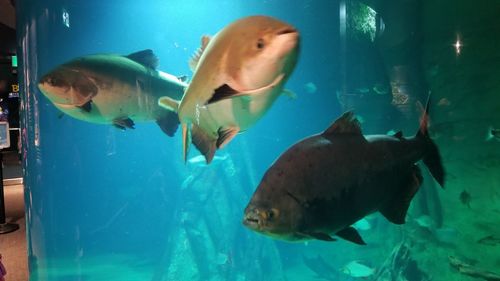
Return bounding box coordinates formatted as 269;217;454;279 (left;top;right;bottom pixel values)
477;235;500;246
243;96;445;244
459;190;472;208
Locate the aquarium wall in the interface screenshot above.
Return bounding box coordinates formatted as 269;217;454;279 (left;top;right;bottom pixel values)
16;0;500;280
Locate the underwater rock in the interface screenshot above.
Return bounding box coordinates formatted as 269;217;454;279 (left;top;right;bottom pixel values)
373;243;430;281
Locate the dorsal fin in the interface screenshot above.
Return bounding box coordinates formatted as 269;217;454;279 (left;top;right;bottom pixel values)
126;49;158;69
189;35;211;72
323;111;363;138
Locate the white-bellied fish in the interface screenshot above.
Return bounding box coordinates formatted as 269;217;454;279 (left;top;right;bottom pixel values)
341;261;375;278
38;50;187;135
158;15;299;163
243;96;445;244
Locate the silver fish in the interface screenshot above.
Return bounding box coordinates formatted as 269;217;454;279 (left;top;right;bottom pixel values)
38;50;186;135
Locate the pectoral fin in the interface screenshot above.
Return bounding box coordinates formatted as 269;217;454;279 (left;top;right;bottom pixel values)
207;73;285;105
336;226;366;245
113;117;135;130
207;84;238;104
158;96;180;113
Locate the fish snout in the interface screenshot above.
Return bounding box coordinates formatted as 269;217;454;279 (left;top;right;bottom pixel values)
276;27;299;44
243;207;266;230
276;27;298;36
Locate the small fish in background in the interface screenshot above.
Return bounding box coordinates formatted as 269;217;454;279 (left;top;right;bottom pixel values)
412;214;460;244
459;190;472;208
341;261;375;278
372;84;389;95
449;255;500;281
477;235;500;246
303;82;317;94
437;98;451;106
282;89;298;100
355;87;370;94
486;127;500;141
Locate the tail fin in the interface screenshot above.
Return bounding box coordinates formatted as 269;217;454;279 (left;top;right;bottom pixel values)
417;93;445;188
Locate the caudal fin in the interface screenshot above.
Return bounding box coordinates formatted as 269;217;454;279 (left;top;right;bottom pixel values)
417;94;445;188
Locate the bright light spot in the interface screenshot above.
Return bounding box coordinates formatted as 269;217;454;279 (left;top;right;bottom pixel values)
62;8;70;28
454;39;462;55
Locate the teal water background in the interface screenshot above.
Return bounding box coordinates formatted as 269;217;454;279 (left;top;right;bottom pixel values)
16;0;500;280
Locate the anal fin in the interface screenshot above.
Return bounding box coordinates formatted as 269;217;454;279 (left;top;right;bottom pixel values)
217;127;239;149
156;110;179;137
191;123;217;164
379;165;423;224
336;226;366;245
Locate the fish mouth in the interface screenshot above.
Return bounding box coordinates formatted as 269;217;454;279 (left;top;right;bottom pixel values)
242;211;262;230
277;27;298;35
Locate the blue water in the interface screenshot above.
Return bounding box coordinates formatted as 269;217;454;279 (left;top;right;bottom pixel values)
16;0;500;280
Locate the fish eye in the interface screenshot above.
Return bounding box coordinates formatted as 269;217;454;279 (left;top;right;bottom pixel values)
49;77;58;85
267;208;279;220
256;38;265;49
268;210;274;219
